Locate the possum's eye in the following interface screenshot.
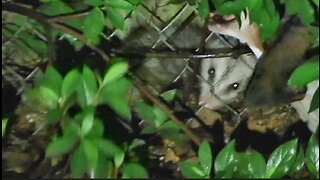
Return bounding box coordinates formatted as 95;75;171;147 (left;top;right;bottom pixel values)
207;67;215;76
230;83;239;90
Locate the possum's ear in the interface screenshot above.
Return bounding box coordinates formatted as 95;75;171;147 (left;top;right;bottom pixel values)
208;9;264;58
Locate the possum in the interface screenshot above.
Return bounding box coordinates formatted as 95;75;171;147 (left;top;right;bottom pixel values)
204;12;319;133
122;19;243;103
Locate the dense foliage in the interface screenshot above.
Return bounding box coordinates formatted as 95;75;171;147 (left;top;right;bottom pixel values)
2;0;319;178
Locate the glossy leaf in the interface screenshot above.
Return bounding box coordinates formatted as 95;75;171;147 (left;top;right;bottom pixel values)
122;163;149;178
309;87;319;113
179;161;205;178
135;101;157;127
38;86;59;109
61;69;81;105
83;138;99;169
71;143;87;178
198;0;209;21
105;0;136;10
305;135;319;178
42;65;63;96
46;136;78;157
63;121;81;139
86;0;103;6
106;7;125;30
266;139;298;178
114;149;125;168
45;108;63;125
39;1;74;16
284;0;315;25
81;106;95;135
85;119;104;138
161;89;177;102
2;118;8;138
83;8;105;45
91;154;113;178
96;138;121;158
288;58;319;88
153;106;168;128
102;61;128;86
80;65;98;106
216;0;246;15
234;151;266;178
288;145;305;178
101;77;132;120
199;140;212;176
160;121;180;130
214;140;236;178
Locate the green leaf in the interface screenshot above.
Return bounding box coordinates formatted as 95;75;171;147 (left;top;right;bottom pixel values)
39;1;74;16
126;0;143;5
160;128;188;142
160;120;180;130
83;7;105;45
216;1;246;15
214;140;236;178
153;106;168;128
266;139;298;178
105;0;136;10
2;118;8;138
63;121;81;139
85;119;104;138
140;126;158;134
61;69;81;105
128;139;146;150
46;136;78;157
306;135;319;178
38;86;60;108
91;154;113;178
101;77;132;120
135;102;157;127
42;65;63;96
284;0;315;25
45;108;63;125
71;144;87;178
309;87;319;113
81;106;95;135
122;163;149;178
289;145;305;178
199;140;212;176
312;0;319;6
114;149;125;168
106;7;125;30
198;0;209;21
234;151;266;178
83;138;99;169
161;89;178;102
96;138;122;158
79;65;98;106
288;58;319;88
86;0;103;6
102;61;128;86
179;161;205;178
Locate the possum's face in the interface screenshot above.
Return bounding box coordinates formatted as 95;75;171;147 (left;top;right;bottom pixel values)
199;54;257;110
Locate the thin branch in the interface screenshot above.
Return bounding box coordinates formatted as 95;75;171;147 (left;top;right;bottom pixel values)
132;77;202;146
2;2;111;62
